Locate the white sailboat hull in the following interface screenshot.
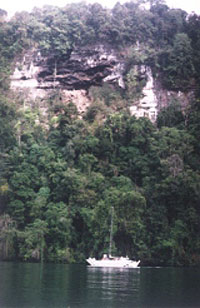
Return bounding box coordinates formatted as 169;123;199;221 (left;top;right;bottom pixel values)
86;257;140;268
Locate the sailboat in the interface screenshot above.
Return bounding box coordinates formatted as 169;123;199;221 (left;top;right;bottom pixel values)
86;207;140;268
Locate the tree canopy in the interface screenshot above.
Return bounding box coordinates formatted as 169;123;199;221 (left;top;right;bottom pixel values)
0;1;200;266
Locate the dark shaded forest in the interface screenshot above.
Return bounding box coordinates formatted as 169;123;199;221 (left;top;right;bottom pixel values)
0;0;200;266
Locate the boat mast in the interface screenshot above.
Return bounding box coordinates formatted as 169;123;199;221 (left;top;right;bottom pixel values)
109;206;114;258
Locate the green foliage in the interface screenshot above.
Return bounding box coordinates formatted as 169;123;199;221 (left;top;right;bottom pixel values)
162;33;195;90
20;219;48;262
1;97;199;265
0;96;17;152
0;1;199;266
0;214;16;260
125;66;147;102
157;102;185;128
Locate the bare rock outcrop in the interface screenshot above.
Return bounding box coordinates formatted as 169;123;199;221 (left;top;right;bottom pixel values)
11;44;125;91
11;44;125;114
11;44;193;121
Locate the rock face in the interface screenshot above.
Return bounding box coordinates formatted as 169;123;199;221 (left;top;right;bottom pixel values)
11;44;125;114
130;66;158;122
130;66;192;122
11;44;192;120
11;45;125;91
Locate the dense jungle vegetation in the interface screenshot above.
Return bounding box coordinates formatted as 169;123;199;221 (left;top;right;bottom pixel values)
0;0;200;266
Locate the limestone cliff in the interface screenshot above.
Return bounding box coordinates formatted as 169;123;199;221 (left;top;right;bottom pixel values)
11;44;192;121
11;44;125;115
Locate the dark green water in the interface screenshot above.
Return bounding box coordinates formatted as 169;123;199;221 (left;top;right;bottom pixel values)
0;262;200;308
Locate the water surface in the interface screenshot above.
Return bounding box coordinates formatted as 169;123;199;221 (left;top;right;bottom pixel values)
0;262;200;307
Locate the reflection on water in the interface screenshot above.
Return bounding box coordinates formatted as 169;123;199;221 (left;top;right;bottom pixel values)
1;263;200;307
0;263;88;308
86;267;141;307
